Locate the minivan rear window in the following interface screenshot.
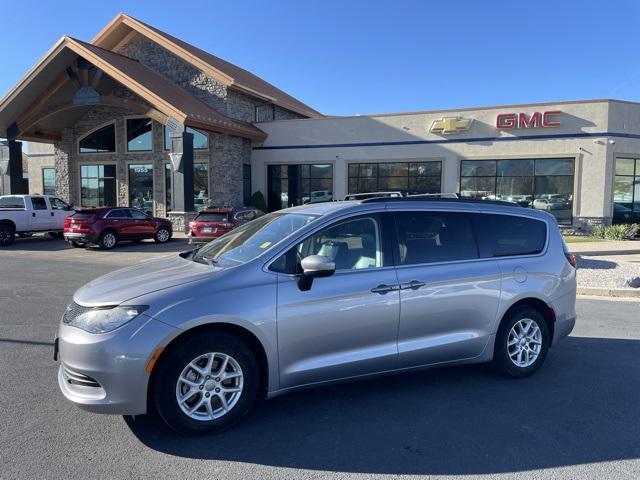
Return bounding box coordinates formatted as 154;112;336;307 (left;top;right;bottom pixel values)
481;214;547;257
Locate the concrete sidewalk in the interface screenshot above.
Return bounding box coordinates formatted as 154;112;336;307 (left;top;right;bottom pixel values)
567;240;640;256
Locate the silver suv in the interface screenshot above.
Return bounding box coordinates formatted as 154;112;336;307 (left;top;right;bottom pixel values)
56;198;577;434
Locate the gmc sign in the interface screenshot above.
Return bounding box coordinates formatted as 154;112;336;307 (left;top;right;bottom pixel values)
496;111;561;129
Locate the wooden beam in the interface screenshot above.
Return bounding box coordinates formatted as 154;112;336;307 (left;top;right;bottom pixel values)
90;69;104;89
17;94;168;135
19;128;62;143
15;73;70;126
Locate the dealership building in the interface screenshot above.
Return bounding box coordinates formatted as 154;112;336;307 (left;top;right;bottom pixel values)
1;14;639;231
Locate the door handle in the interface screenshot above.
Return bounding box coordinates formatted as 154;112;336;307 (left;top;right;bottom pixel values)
32;212;36;217
401;280;426;290
371;284;399;294
51;212;54;216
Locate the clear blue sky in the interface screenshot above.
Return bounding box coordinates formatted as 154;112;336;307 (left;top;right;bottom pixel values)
1;0;639;116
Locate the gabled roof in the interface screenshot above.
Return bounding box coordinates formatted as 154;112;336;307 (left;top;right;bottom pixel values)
92;13;322;119
0;36;267;141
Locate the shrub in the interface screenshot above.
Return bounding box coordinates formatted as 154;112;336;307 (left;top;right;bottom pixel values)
591;223;639;240
250;190;267;213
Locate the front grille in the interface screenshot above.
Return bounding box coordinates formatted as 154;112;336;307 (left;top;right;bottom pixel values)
62;366;101;388
62;301;92;324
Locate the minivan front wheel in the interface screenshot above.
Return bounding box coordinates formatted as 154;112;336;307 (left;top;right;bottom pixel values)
153;333;259;435
493;306;549;378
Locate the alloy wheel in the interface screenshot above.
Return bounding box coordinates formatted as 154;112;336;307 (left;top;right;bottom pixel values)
175;352;244;421
102;233;116;248
157;228;170;242
507;318;543;368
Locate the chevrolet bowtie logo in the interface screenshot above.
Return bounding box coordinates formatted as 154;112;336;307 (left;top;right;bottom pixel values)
430;116;472;135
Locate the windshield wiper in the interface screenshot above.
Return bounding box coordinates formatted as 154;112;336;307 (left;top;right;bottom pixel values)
193;255;218;267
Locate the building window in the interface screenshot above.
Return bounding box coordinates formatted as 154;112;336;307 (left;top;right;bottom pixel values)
163;126;209;150
194;163;209;211
126;118;153;152
79;123;115;153
267;164;333;212
42;168;55;195
164;163;209;212
348;161;442;196
613;158;640;224
459;158;574;225
80;164;116;207
243;164;252;207
128;164;154;213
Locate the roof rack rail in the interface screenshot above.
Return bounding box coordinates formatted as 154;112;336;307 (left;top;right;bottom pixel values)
405;192;459;199
360;196;522;207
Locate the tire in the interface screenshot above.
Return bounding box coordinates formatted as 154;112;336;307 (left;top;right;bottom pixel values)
155;227;172;244
492;305;550;378
98;230;118;250
0;224;16;247
70;241;85;248
152;332;259;435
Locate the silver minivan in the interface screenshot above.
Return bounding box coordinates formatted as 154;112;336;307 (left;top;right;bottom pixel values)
56;198;577;434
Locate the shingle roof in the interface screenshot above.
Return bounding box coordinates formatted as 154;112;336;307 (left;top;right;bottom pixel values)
72;38;267;140
93;14;322;119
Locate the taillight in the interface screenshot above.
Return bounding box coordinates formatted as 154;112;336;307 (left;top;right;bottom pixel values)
566;253;577;269
64;217;71;228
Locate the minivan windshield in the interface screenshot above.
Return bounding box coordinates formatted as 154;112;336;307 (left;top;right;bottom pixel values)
192;212;318;267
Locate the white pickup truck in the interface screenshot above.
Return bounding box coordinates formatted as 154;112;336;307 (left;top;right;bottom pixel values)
0;195;74;247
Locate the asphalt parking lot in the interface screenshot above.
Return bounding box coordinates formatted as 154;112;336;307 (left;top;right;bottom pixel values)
0;236;639;480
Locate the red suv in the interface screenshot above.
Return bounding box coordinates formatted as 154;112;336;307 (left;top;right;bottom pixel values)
64;207;173;249
188;207;264;245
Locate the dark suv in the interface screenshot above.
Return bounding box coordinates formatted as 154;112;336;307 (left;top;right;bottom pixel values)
64;207;173;249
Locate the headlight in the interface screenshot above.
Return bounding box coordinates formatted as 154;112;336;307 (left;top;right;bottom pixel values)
67;306;148;334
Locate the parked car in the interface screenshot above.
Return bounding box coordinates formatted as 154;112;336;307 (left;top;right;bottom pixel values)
55;198;576;434
303;190;332;204
0;194;74;247
532;198;565;211
188;207;264;245
344;191;403;200
63;207;172;249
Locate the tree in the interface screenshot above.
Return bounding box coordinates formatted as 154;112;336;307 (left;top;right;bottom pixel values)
250;190;267;213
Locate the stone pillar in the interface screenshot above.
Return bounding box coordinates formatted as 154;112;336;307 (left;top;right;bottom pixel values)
210;133;246;207
167;131;196;233
7;140;28;194
54;129;75;204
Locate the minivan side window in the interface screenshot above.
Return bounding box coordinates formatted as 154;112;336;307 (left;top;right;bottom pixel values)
272;215;385;273
480;213;547;257
30;197;48;210
394;211;478;265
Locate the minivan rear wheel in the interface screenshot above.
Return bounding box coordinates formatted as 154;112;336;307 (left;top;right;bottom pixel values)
493;306;549;378
153;333;259;435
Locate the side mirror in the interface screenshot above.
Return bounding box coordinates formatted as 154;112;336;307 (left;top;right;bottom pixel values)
301;255;335;277
298;255;335;291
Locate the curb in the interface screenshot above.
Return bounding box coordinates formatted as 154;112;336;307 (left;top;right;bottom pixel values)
577;286;640;298
574;249;640;256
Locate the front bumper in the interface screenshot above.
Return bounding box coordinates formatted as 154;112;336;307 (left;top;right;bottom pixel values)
56;313;178;415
